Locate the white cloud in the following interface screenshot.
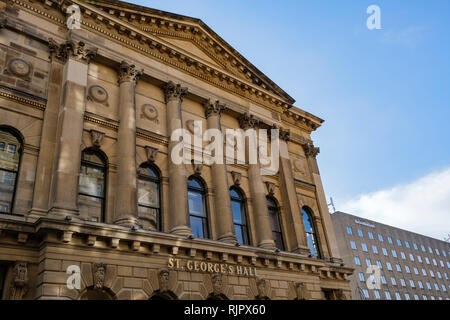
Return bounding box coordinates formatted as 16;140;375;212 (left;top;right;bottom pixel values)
341;167;450;241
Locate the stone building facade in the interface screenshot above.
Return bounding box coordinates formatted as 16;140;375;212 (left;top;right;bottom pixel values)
0;0;352;300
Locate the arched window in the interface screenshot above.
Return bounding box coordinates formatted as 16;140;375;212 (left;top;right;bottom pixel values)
0;127;22;214
78;149;107;222
302;207;321;258
267;197;284;251
187;176;209;239
138;164;161;231
230;187;249;245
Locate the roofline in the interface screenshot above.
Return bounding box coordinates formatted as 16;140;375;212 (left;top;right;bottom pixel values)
86;0;296;104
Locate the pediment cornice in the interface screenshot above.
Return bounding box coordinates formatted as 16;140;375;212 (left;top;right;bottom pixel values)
9;0;323;132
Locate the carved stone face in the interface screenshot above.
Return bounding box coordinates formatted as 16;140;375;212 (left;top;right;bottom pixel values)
256;278;266;296
211;274;223;295
94;264;106;290
159;269;170;292
295;282;305;300
14;262;28;287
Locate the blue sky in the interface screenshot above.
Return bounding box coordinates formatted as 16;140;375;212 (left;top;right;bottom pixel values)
126;1;450;238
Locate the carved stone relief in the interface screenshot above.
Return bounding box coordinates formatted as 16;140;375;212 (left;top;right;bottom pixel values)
87;85;109;106
9;262;29;300
141;104;159;123
6;58;31;79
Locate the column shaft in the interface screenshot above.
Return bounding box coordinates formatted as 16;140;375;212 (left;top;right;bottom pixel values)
165;81;191;236
114;62;142;227
205;99;236;244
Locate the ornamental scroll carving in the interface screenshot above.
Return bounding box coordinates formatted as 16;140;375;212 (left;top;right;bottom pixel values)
48;38;98;64
9;262;28;300
163;81;188;103
204;98;226;119
118;61;143;84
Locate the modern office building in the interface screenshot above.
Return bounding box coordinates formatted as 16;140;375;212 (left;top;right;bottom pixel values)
332;211;450;300
0;0;352;299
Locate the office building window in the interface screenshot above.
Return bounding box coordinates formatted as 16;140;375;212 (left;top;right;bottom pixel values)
437;271;442;279
422;295;428;300
413;242;418;250
430;270;435;278
388;236;393;244
405;241;410;248
414;294;419;300
396;239;402;247
372;245;378;254
421;245;426;252
404;293;410;300
405;265;410;273
426;282;432;290
374;290;381;300
422;269;427;276
386;262;393;271
378;234;384;242
385;291;392;300
368;232;374;240
396;264;402;272
410;280;415;288
400;278;406;287
418;281;424;289
381;275;387;284
391;250;397;258
365;258;371;267
357;229;363;238
391;277;397;286
409;254;415;262
362;243;368;252
376;260;382;269
395;292;401;300
414;267;419;275
358;272;365;282
417;256;422;263
400;252;406;260
435;248;440;255
346;226;353;235
425;257;430;264
354;256;361;266
382;248;388;256
428;246;433;254
432;258;437;266
350;241;357;250
188;176;209;239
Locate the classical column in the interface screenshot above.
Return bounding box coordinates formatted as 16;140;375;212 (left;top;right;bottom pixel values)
49;39;97;218
113;61;143;227
164;81;192;236
277;128;310;254
239;113;275;250
204;99;237;244
29;39;65;216
301;140;336;260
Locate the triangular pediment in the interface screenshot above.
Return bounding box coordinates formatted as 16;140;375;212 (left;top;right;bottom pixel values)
84;0;296;105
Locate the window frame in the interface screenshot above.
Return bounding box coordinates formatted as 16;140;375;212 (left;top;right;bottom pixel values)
230;187;250;246
137;163;162;231
187;176;210;239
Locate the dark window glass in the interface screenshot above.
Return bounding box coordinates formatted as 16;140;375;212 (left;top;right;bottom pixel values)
302;207;321;258
267;197;284;250
0;128;22;214
188;176;209;239
230;187;249;245
78;149;106;222
138;165;161;230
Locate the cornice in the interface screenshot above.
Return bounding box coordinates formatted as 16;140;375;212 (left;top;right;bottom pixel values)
9;0;323;133
0;86;46;111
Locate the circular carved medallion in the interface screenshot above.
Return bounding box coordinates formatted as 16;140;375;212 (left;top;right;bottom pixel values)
293;159;306;174
142;104;159;121
88;85;109;104
7;58;31;77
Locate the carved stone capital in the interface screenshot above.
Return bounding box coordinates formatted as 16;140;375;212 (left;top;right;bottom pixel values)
279;128;291;142
118;61;143;84
204;98;226;119
89;129;105;148
10;262;28;300
48;38;98;64
238;112;259;130
301;141;320;158
163;81;188;103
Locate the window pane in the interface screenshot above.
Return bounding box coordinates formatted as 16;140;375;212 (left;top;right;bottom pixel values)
231;200;244;224
138;205;159;229
273;232;284;250
77;194;103;222
138;178;159;208
268;207;281;232
306;233;317;257
79;166;104;197
188;191;205;216
187;178;202;189
0;170;16;213
190;216;207;239
230;189;240;199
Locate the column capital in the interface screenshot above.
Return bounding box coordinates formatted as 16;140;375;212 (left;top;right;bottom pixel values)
118;61;143;84
163;80;188;103
238;112;259;130
204;98;226;119
301;140;320;158
0;11;7;29
48;38;98;64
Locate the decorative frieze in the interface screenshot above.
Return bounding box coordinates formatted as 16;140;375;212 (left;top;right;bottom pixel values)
301;141;320;158
48;38;98;64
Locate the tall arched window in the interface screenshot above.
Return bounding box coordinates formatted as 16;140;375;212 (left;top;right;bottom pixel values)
267;197;284;251
302;207;321;258
138;164;161;231
78;149;107;222
230;187;249;245
0;127;22;214
187;176;209;239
